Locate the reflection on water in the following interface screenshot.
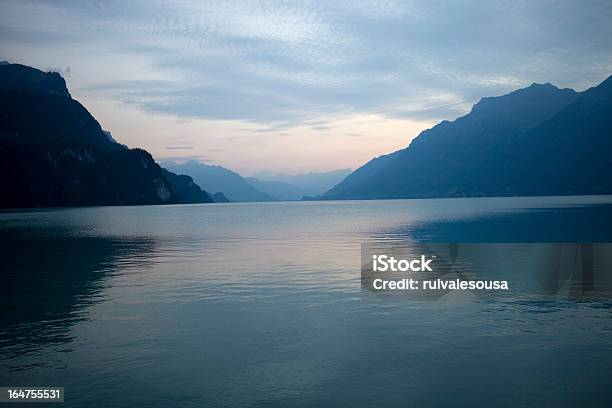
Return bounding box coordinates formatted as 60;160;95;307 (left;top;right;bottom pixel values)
0;228;156;360
381;202;612;243
0;197;612;407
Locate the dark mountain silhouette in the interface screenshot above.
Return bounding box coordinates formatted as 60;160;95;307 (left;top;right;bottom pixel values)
0;63;212;207
323;77;612;199
507;75;612;195
0;62;70;98
167;161;276;202
245;177;315;201
0;64;118;150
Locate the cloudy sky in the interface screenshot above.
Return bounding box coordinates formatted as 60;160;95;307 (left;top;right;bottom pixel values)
2;0;612;174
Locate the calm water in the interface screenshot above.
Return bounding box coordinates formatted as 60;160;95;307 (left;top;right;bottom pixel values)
1;196;612;407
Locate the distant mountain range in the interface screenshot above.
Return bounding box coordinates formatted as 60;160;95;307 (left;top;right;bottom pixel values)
254;169;351;196
165;161;350;202
322;76;612;199
244;177;315;201
166;161;276;202
0;63;213;207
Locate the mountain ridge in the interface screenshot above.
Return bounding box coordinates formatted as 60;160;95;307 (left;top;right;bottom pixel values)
322;77;611;200
245;177;318;200
0;63;214;207
254;169;351;196
166;160;276;202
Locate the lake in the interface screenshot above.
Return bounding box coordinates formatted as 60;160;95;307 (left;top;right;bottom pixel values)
1;196;612;407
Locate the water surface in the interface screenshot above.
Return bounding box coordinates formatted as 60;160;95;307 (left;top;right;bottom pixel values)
1;196;612;407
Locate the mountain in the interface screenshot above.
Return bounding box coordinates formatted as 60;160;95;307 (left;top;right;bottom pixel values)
166;161;276;202
0;62;71;98
0;64;120;150
253;169;351;196
508;75;612;195
322;150;402;198
211;192;230;203
244;177;315;201
0;63;212;207
161;169;213;203
321;77;612;199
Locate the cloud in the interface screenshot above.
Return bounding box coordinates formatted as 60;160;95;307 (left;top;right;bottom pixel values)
164;146;195;150
2;0;612;127
157;154;213;165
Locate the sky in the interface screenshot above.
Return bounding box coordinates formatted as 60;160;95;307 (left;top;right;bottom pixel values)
1;0;612;175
